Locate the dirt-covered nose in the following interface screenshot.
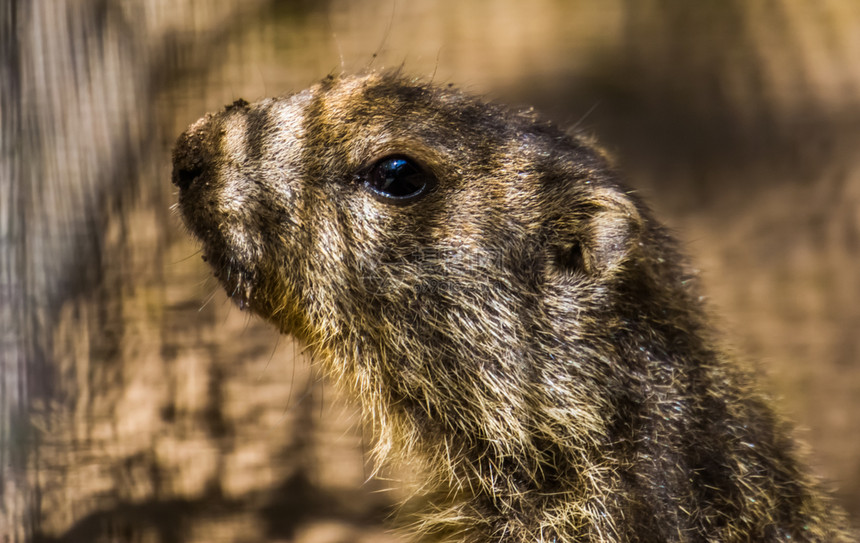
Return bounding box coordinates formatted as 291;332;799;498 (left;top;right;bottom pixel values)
171;118;213;193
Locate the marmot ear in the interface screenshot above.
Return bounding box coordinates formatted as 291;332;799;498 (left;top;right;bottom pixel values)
550;187;643;276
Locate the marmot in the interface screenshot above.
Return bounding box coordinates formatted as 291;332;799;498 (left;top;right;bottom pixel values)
172;73;855;542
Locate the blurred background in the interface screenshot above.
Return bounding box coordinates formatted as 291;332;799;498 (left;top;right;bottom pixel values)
3;0;859;541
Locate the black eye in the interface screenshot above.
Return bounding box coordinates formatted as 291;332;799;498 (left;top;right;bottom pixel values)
362;156;435;203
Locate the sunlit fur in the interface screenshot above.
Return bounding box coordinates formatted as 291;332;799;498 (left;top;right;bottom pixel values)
173;73;855;542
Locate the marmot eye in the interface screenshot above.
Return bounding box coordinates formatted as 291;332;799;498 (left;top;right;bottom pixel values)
362;156;435;203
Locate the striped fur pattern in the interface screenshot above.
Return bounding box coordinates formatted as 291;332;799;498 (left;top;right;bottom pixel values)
173;73;854;542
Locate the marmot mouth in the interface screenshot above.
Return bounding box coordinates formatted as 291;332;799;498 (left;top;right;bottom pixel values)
198;242;258;312
210;255;256;311
176;188;261;312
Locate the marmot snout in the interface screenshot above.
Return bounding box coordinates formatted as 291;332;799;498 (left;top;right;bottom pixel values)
173;73;854;542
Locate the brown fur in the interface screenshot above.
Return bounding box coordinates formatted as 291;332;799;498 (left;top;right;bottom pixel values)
172;73;856;542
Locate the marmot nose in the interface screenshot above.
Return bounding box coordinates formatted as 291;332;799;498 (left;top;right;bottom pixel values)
172;118;212;192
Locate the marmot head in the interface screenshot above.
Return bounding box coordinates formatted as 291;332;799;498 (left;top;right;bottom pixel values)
172;72;659;337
